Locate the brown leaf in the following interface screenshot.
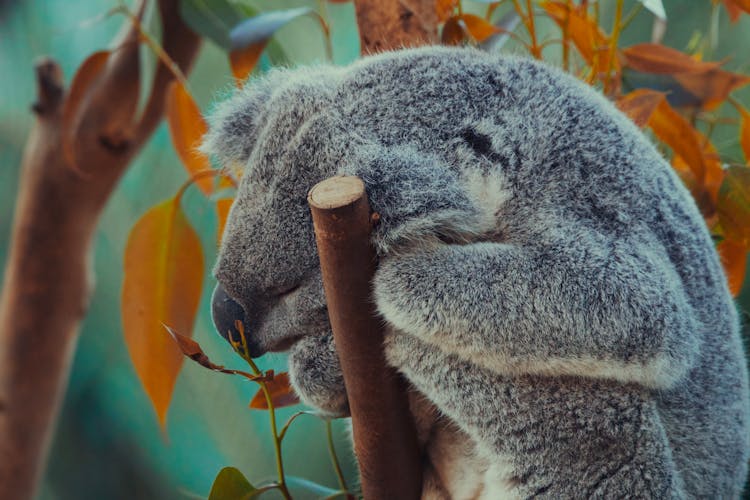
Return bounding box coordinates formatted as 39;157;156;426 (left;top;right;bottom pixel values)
165;325;225;371
616;89;665;128
229;42;266;83
216;198;234;245
122;197;204;429
622;43;750;110
166;81;213;196
61;50;110;171
648;99;707;182
249;372;300;410
164;325;261;380
441;16;466;45
717;239;748;296
740;106;750;163
622;43;722;75
435;0;458;23
674;69;750;111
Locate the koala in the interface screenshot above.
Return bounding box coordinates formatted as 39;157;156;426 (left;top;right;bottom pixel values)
203;46;750;498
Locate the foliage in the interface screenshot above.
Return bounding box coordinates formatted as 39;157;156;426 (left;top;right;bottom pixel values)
44;0;750;496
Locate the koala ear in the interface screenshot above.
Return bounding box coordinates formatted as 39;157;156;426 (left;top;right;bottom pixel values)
348;144;490;254
200;68;290;167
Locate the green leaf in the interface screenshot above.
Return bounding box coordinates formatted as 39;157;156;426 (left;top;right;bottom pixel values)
285;476;343;497
228;7;314;51
208;467;258;500
718;165;750;245
179;0;257;49
637;0;666;20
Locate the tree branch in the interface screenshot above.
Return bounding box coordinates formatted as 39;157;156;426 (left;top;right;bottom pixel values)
0;1;200;498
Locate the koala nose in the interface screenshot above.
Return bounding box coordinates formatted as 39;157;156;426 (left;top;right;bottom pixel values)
211;284;247;344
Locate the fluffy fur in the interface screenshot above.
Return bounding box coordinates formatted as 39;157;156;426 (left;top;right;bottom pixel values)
204;46;750;498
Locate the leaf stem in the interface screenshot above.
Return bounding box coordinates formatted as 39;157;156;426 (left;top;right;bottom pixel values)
174;170;237;203
118;4;192;91
605;0;624;94
326;420;348;493
620;3;643;32
231;322;291;500
562;0;571;71
525;0;540;58
278;410;316;442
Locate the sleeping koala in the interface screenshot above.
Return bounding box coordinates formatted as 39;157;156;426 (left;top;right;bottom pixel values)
204;46;750;498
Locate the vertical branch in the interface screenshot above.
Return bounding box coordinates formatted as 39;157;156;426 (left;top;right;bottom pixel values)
0;2;200;498
308;176;423;500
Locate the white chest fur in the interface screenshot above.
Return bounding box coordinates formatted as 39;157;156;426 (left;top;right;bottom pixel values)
409;392;519;500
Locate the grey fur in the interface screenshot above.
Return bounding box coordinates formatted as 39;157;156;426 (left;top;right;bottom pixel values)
205;46;750;498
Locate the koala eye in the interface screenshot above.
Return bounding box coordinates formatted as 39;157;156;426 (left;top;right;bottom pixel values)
272;284;300;299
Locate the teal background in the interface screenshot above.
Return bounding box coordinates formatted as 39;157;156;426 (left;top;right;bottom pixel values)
0;1;748;499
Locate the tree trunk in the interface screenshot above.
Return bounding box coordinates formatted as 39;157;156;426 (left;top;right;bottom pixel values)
353;0;439;53
0;2;200;497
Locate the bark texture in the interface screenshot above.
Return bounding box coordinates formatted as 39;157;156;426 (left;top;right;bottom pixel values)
0;1;200;497
353;0;439;53
309;177;422;499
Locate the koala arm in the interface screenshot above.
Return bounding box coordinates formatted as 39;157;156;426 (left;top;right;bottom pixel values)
384;332;685;498
374;232;700;389
287;333;349;418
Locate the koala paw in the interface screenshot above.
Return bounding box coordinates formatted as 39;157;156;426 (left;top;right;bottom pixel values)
288;333;349;418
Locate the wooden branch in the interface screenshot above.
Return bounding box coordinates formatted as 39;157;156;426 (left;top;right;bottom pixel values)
0;1;200;498
308;176;423;500
353;0;438;53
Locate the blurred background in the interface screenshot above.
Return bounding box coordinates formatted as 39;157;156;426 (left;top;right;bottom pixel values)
1;1;748;499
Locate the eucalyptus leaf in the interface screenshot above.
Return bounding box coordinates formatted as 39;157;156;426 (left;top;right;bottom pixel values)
179;0;257;49
638;0;666;20
229;7;314;51
285;475;343;497
208;467;258;500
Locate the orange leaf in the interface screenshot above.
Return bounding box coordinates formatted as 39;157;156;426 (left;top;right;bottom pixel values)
717;239;748;296
648;99;707;182
461;14;500;43
229;42;266;83
122;197;204;429
723;0;750;21
542;1;613;71
616;89;665;128
166;81;213;196
435;0;458;23
249;372;300;410
740;106;750;163
622;43;722;75
674;69;750;111
441;16;466;45
61;50;110;172
216;198;234;245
